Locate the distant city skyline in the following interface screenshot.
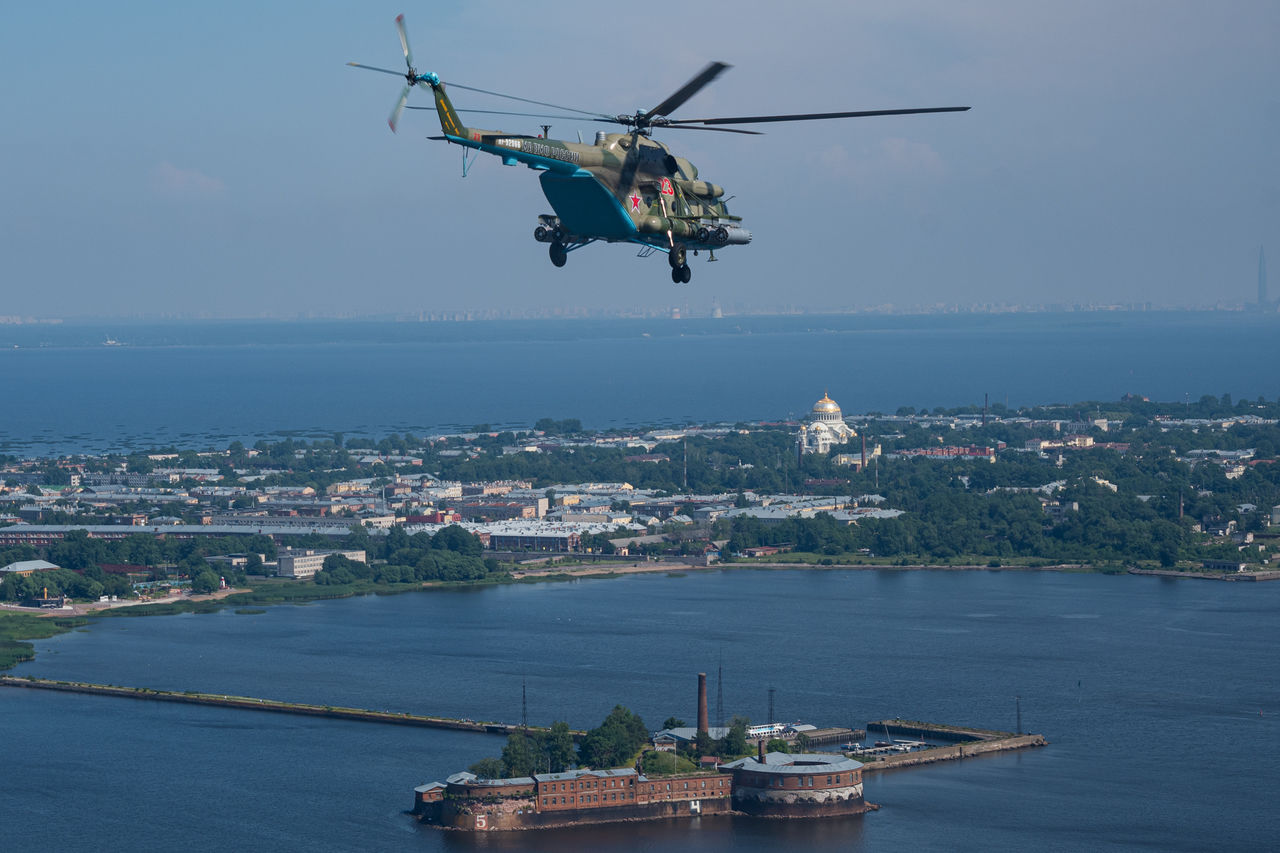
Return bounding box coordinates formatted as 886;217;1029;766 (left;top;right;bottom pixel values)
0;298;1273;325
3;2;1278;319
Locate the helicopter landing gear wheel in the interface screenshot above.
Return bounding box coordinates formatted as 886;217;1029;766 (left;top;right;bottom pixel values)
534;225;548;242
549;242;567;268
668;242;687;269
671;267;682;284
680;264;692;284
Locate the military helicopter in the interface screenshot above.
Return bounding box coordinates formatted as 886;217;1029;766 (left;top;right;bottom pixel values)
349;15;968;284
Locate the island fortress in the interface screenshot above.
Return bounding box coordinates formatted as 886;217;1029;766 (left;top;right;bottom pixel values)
414;746;867;831
412;673;868;831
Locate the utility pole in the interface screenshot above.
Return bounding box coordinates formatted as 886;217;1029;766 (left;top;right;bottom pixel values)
522;678;528;730
1015;695;1022;735
716;651;725;730
683;438;688;492
768;686;776;725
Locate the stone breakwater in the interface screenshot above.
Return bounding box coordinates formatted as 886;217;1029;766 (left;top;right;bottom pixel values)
860;734;1048;772
0;676;580;737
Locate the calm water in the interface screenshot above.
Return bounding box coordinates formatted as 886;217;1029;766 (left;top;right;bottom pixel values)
5;569;1278;851
2;312;1277;455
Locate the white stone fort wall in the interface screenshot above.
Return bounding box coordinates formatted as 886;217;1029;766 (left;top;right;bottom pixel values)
734;782;864;805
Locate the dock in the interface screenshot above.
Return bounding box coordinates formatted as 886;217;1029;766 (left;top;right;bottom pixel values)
781;726;865;747
856;718;1047;771
866;718;1013;743
0;675;581;737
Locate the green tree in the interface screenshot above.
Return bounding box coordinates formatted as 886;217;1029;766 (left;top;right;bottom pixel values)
190;569;220;594
544;721;576;773
717;716;750;758
765;737;791;754
501;731;541;777
468;757;506;780
579;705;648;769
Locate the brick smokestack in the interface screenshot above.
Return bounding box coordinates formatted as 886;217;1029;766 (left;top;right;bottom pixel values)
697;672;709;734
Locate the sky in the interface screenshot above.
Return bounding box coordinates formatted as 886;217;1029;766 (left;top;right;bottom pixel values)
2;1;1278;318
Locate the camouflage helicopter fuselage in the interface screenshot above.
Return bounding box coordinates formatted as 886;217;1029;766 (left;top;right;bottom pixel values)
427;81;751;254
354;15;966;281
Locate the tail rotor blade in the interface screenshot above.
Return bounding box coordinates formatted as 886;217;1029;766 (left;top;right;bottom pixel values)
347;62;406;78
388;85;410;132
395;13;414;69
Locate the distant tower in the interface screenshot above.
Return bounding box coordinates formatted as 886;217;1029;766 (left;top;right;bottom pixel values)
1260;246;1269;307
767;686;776;725
697;673;709;734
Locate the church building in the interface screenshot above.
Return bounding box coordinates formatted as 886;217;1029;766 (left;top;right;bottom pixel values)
796;392;856;456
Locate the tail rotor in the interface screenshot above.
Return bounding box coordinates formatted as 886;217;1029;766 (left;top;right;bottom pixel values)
347;14;438;133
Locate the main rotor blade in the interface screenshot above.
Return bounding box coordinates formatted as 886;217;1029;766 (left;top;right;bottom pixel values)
395;13;414;68
409;106;598;122
388;85;410;133
348;62;406;78
668;106;971;126
648;62;731;119
442;81;615;120
660;124;763;136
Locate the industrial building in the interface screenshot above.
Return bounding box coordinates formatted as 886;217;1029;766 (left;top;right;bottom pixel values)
275;548;367;579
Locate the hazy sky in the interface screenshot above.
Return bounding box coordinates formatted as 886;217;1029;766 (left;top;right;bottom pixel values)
3;1;1278;318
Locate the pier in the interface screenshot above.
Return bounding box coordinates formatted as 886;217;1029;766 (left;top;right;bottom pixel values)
2;677;1046;772
786;726;866;747
0;675;581;737
857;718;1047;771
867;718;1015;743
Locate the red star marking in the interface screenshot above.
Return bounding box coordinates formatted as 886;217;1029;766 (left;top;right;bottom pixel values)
630;194;642;212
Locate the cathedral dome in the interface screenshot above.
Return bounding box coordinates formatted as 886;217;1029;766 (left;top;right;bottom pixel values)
812;393;842;421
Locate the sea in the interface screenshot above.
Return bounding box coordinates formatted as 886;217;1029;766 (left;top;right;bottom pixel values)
2;311;1279;851
4;569;1278;852
1;311;1277;457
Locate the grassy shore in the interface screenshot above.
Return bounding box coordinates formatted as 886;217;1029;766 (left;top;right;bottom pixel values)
0;612;89;670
